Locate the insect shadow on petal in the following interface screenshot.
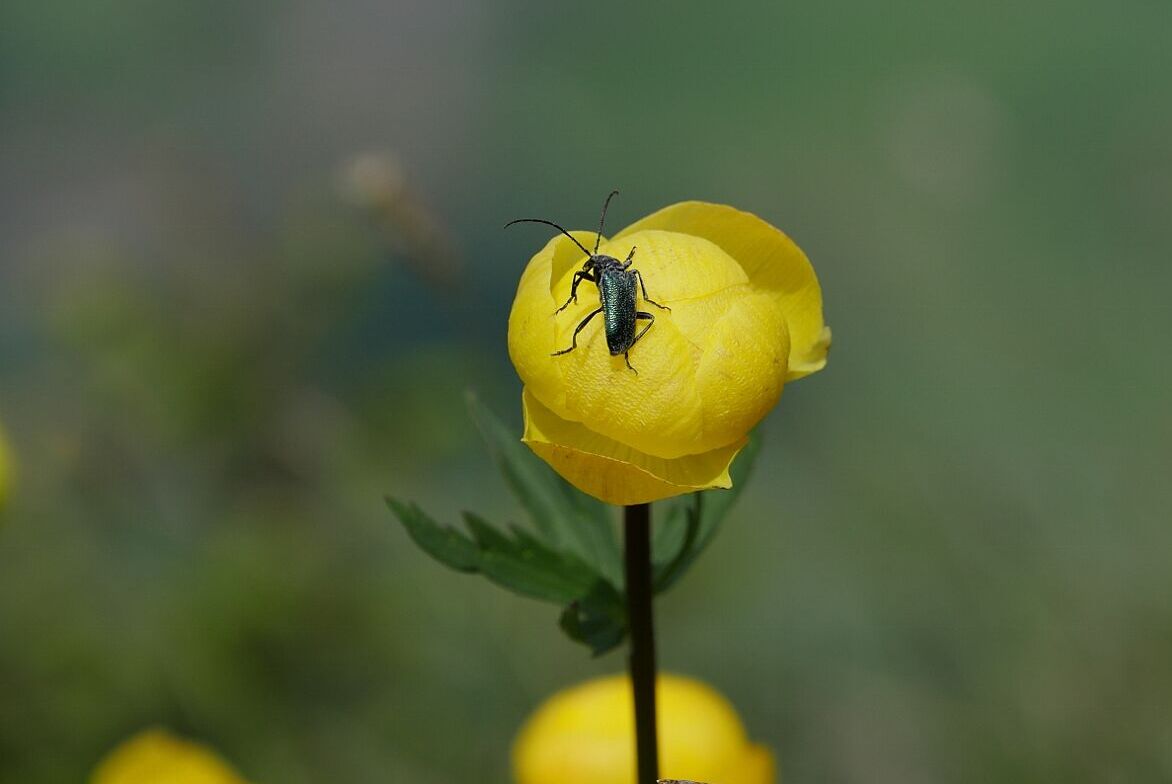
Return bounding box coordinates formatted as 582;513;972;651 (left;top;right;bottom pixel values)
505;190;670;373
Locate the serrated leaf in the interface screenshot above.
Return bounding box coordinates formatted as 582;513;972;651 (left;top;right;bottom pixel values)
389;499;626;656
559;580;627;656
462;511;513;550
467;392;620;583
463;512;600;604
386;497;480;573
652;431;763;594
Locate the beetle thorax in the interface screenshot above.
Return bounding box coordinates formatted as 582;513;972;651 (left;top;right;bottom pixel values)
588;254;624;273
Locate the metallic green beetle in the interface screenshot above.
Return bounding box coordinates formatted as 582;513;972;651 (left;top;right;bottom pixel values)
506;191;669;372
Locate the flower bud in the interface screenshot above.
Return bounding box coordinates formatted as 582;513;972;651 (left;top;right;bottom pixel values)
508;201;829;504
90;728;249;784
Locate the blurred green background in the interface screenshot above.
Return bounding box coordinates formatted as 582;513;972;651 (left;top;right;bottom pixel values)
2;1;1171;781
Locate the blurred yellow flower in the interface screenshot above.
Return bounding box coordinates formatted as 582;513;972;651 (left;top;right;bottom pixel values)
508;201;829;505
90;728;249;784
0;419;12;509
513;673;775;784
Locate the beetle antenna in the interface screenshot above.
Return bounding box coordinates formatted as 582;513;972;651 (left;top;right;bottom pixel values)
594;189;620;254
504;218;593;258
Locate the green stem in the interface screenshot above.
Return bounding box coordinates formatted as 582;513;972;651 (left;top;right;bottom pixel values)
624;502;659;784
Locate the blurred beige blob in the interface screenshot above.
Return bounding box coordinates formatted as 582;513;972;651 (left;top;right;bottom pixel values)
90;728;249;784
513;673;775;784
339;150;462;291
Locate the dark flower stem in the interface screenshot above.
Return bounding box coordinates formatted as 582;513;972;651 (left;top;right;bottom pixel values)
624;502;659;784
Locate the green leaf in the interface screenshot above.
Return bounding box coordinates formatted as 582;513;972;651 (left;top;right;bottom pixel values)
652;431;763;594
388;499;604;604
651;495;693;567
463;512;600;604
386;497;480;573
652;497;700;591
466;391;620;583
694;432;762;546
559;580;627;656
461;511;513;551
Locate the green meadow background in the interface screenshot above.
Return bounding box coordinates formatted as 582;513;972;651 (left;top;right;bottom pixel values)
2;1;1170;781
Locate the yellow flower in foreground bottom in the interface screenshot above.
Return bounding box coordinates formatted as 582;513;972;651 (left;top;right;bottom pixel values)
513;674;775;784
508;201;829;505
91;729;249;784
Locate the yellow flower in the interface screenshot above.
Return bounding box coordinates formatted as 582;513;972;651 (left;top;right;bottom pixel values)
90;728;249;784
513;673;775;784
508;201;829;505
0;419;11;509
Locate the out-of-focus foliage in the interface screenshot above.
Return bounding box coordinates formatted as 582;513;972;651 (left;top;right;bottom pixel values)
1;1;1170;783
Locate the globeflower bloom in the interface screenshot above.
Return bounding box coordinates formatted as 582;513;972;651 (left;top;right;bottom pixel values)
508;201;829;504
513;673;774;784
90;728;249;784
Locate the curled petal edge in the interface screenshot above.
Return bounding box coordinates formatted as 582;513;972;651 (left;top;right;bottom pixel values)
521;388;746;506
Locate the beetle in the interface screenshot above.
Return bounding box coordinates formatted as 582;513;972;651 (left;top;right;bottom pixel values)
506;190;669;373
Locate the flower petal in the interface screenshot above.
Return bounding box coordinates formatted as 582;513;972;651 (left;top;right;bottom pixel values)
508;231;601;414
614;201;829;380
521;389;744;506
595;230;749;304
694;291;790;444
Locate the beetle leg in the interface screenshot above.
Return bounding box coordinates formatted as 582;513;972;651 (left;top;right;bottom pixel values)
556;270;597;314
552;307;603;355
624;312;656;373
633;270;670;311
621;246;637;268
631;311;656;345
